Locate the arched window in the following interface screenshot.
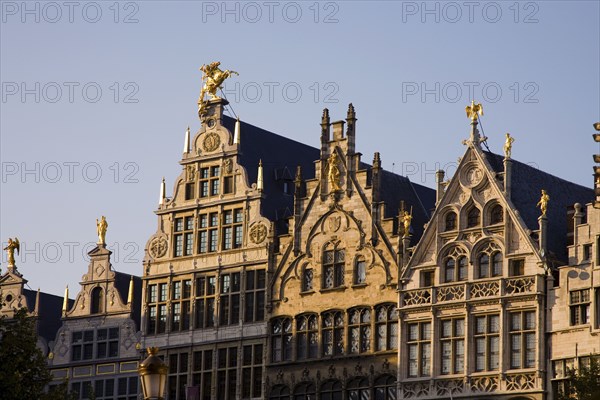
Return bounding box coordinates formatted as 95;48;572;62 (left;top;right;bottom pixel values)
492;252;503;277
302;266;313;292
445;212;457;231
476;242;502;279
322;311;344;356
269;385;290;400
91;287;104;314
323;245;345;289
293;382;315;400
320;380;342;400
467;207;480;228
347;377;370;400
296;313;318;360
478;254;490;279
375;303;398;351
443;248;468;283
490;204;504;225
349;307;371;354
374;375;396;400
354;257;367;285
271;317;292;362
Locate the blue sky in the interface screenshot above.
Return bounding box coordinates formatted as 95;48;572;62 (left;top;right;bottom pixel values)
1;0;599;297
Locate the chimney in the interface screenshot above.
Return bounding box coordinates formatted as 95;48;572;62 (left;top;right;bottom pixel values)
436;170;445;204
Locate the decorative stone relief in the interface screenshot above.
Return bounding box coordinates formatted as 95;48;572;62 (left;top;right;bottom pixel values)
149;235;168;259
249;223;268;244
202;132;221;152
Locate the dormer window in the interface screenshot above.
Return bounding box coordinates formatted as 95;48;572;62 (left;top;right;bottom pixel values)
445;212;457;231
467;207;480;228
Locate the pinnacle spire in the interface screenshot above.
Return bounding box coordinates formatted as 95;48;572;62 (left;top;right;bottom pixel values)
257;160;264;192
234;117;241;144
183;127;191;153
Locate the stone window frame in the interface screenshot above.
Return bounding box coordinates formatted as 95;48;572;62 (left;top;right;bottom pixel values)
473;314;500;372
406;320;432;378
509;310;536;369
440;317;465;375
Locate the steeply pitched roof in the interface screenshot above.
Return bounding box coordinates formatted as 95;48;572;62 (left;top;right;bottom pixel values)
23;289;71;344
483;151;594;262
223;116;319;233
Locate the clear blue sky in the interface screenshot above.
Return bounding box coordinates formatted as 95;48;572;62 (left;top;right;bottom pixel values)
1;0;599;297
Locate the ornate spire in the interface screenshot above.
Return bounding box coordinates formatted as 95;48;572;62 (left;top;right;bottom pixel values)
373;152;381;169
183;127;190;153
62;285;69;315
234;117;241;144
257;160;264;192
347;103;355;120
127;276;134;305
321;108;330;126
159;177;166;205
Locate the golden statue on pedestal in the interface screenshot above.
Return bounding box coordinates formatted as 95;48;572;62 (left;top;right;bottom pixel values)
504;133;515;159
401;210;413;238
537;190;550;216
198;61;238;115
327;151;342;192
3;237;20;266
96;216;108;245
465;100;484;121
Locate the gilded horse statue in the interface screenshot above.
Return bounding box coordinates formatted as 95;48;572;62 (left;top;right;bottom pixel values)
198;62;238;115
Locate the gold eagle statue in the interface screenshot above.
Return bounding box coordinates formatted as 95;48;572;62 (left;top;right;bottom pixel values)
465;100;483;121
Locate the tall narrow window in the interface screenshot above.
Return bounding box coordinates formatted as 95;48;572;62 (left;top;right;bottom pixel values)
91;287;104;314
407;321;431;377
375;303;398;351
490;204;504;225
510;311;536;369
219;273;240;326
443;247;468;283
467;207;480;228
474;314;500;371
296;313;318;360
322;311;344;356
323;247;345;289
222;209;243;250
216;347;237;400
570;289;590;325
440;318;465;374
171;280;191;332
195;276;216;329
200;166;221;197
244;269;265;323
271;317;292;362
198;212;218;253
491;252;503;276
192;349;213;400
210;166;221;196
174;216;194;257
147;283;168;334
349;307;371;354
167;353;188;400
242;344;263;399
354;257;367;285
174;218;184;257
96;327;119;359
302;267;314;292
445;212;457;231
374;375;396;400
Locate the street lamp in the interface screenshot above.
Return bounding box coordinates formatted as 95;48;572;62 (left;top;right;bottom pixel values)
138;347;168;400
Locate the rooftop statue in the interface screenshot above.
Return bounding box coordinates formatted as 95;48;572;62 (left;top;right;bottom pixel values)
96;216;108;245
198;61;238;115
3;237;19;267
465;100;484;121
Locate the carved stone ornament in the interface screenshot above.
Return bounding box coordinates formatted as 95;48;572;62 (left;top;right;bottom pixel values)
202;132;221;152
149;236;168;259
464;165;483;187
186;164;196;181
249;223;268;244
327;214;341;233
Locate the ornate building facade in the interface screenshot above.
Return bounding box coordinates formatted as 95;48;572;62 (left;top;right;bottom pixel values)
47;243;143;400
398;116;594;399
265;105;435;399
141;98;319;400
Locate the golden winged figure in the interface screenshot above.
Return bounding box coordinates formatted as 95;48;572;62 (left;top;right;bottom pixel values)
465;100;483;121
4;237;20;266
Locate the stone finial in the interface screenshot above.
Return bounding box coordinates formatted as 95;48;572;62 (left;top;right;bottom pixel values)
127;276;134;305
62;285;69;314
159;177;166;205
257;160;264;192
321;108;330;125
373;152;381;169
234;117;241;144
183;127;191;153
347;103;356;120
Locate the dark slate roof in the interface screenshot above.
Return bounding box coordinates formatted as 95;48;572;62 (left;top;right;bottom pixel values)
483;151;594;262
114;271;142;328
23;289;72;344
223;115;436;240
223;116;320;233
378;169;436;244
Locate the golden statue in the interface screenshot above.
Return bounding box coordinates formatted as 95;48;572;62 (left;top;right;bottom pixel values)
504;133;515;159
198;61;238;114
401;210;413;238
327;151;342;192
465;100;483;121
4;237;20;266
96;216;108;245
537;190;550;216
